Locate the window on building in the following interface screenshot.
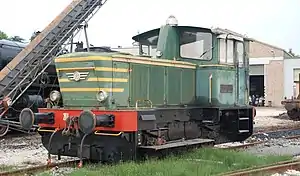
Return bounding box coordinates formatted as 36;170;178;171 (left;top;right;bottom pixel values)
179;31;212;60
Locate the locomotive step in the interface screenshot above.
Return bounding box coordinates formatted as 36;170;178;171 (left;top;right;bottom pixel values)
138;138;214;151
149;127;169;131
239;117;249;120
239;130;250;133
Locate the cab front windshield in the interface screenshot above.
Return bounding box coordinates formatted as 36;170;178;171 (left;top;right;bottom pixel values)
136;33;158;57
179;29;213;60
135;27;213;59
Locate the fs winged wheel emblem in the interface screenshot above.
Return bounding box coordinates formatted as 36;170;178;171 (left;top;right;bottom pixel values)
66;71;89;82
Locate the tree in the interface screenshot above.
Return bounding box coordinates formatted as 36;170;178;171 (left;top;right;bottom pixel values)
0;30;8;40
9;35;25;43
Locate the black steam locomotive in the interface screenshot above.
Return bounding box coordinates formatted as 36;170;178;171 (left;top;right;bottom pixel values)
0;39;59;136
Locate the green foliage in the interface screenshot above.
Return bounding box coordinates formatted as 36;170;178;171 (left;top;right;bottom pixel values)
0;164;15;172
0;30;8;40
8;36;25;42
0;30;25;43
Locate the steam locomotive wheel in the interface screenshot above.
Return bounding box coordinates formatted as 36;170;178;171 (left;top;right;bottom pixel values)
0;124;9;137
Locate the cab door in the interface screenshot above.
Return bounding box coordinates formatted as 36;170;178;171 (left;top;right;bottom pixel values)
236;41;247;105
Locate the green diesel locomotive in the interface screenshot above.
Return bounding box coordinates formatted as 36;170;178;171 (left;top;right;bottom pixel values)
19;16;255;166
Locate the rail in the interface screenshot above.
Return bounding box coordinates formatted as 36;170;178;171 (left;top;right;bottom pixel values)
216;131;300;150
0;160;81;176
220;159;300;176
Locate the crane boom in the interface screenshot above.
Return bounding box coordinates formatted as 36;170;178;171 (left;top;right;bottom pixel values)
0;0;107;118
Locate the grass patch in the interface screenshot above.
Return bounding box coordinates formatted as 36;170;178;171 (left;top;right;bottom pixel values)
44;148;292;176
0;165;15;172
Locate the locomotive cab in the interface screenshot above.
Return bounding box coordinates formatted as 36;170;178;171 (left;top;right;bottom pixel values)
132;16;251;107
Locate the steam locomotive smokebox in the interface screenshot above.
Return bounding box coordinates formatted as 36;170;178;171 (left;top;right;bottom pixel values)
14;94;44;112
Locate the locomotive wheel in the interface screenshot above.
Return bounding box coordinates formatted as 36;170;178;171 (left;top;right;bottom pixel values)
105;148;121;164
0;124;9;137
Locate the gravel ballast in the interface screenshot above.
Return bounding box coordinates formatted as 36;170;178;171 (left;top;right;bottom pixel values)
0;134;74;169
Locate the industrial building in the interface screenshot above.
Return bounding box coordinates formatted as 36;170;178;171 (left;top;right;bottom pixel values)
112;29;297;107
247;39;293;107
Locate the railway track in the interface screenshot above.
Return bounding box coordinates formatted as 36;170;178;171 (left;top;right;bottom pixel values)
214;130;300;150
1;128;300;176
220;159;300;176
218;135;300;151
0;160;80;176
253;121;300;133
0;138;256;176
1;136;300;176
253;127;300;138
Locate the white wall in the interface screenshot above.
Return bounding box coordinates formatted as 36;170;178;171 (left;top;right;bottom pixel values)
249;56;283;65
284;59;300;98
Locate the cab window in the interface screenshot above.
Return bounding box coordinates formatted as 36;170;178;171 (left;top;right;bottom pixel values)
219;39;234;64
179;30;212;60
237;42;244;67
132;29;159;57
139;35;158;57
219;38;244;66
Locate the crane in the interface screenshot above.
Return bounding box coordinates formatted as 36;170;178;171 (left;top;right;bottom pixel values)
0;0;108;136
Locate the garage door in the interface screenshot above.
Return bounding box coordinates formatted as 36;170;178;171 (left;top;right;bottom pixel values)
249;65;264;75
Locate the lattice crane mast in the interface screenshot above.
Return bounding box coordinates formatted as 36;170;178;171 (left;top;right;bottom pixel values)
0;0;108;135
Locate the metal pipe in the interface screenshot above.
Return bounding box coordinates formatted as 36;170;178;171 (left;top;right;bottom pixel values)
234;41;239;105
70;34;73;53
83;24;90;52
225;33;230;62
209;74;212;104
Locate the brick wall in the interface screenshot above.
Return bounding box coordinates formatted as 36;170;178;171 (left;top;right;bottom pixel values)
264;60;284;107
249;41;284;58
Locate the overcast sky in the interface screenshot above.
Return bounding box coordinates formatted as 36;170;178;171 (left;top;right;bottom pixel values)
1;0;299;53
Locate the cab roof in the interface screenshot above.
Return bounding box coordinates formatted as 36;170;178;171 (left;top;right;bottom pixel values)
132;26;212;43
131;25;251;45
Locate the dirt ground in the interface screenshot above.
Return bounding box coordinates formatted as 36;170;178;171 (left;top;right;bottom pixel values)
254;107;300;131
